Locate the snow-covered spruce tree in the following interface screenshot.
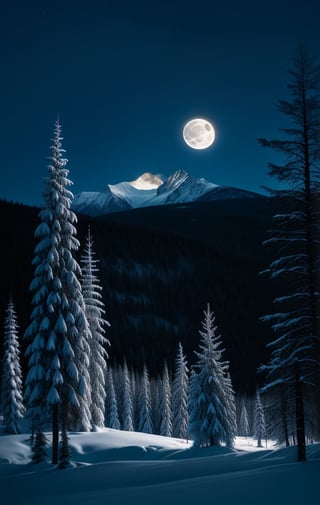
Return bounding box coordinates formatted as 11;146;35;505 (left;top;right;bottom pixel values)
105;367;120;429
253;389;266;448
120;360;134;431
150;375;161;434
258;47;320;462
138;365;153;434
24;120;92;466
159;362;172;437
81;227;110;429
188;304;237;448
238;401;250;437
172;342;189;439
130;368;140;431
0;300;25;434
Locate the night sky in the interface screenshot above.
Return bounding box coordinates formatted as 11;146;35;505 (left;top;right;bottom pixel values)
1;0;320;206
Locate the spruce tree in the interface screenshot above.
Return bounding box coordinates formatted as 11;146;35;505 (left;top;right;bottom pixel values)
121;360;134;431
138;365;153;434
105;367;120;429
130;368;140;431
258;47;320;461
172;342;189;439
1;300;25;434
81;227;110;429
188;303;237;447
159;362;172;437
24;120;92;465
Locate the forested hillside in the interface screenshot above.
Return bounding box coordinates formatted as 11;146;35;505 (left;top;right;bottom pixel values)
0;197;282;394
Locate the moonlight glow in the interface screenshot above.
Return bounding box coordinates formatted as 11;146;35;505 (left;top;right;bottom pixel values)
183;118;215;150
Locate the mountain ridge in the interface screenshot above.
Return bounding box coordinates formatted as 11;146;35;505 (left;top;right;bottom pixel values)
72;170;264;217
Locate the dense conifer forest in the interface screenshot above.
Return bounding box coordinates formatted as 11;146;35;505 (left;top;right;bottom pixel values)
0;197;282;394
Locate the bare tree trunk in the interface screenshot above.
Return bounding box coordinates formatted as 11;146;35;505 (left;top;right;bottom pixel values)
280;387;290;447
295;364;306;462
52;404;59;465
302;75;320;441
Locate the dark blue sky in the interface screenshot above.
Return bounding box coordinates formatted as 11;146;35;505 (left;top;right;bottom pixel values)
1;0;320;206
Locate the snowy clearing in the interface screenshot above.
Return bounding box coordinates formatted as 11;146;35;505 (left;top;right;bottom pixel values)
0;428;318;505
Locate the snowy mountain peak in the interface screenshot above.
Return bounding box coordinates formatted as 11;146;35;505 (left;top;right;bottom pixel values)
129;172;163;190
155;170;217;204
71;170;263;217
157;170;189;194
158;170;216;194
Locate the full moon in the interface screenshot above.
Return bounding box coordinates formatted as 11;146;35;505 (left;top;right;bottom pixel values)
183;118;215;150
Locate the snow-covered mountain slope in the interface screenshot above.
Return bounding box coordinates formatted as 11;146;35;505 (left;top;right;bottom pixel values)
147;170;218;206
108;182;157;208
198;185;262;201
72;185;131;217
71;170;263;216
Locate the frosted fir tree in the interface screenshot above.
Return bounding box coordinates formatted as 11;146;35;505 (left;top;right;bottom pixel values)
24;120;92;465
0;300;25;434
238;401;250;437
159;362;172;437
105;367;120;430
253;389;266;448
172;342;189;439
188;304;237;447
150;375;161;434
81;227;110;429
120;360;134;431
138;365;154;434
110;364;124;424
130;369;140;431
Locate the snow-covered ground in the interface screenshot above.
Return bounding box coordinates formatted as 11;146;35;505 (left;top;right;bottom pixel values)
0;427;318;505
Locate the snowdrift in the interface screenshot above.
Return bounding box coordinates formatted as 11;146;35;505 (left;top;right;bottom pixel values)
0;428;318;505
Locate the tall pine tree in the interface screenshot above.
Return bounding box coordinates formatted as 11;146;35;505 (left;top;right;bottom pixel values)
172;342;189;439
24;120;92;465
188;304;237;448
105;367;120;429
81;227;110;429
1;299;25;434
258;47;320;461
159;362;172;437
138;365;153;434
120;360;134;431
